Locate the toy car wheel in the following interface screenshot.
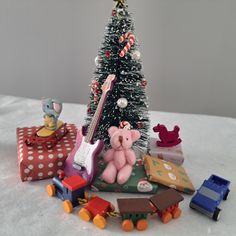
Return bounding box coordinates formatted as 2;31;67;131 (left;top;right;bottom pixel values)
161;212;172;224
79;208;92;221
212;208;221;221
172;207;182;219
189;202;194;209
93;214;107;229
46;184;56;197
223;189;230;200
63;200;73;213
136;219;148;231
122;219;134;232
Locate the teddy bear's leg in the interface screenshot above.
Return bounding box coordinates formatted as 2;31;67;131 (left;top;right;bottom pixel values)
101;161;117;184
117;164;133;185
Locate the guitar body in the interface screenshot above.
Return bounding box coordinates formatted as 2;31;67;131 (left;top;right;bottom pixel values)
64;126;104;184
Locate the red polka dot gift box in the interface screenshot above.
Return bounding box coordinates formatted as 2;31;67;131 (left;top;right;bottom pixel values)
16;124;77;181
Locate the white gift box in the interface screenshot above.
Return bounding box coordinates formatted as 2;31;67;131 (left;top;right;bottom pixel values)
148;138;184;165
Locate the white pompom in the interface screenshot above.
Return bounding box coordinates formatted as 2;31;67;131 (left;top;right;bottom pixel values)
132;50;141;60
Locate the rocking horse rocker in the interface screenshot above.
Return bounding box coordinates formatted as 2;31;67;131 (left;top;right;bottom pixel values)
153;124;182;148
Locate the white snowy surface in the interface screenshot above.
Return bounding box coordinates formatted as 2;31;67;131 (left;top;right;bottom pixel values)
0;95;235;236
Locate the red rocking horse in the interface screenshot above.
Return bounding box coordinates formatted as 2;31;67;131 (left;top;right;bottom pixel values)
153;124;182;147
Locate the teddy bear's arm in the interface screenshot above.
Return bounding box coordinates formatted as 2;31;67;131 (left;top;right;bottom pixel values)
125;149;136;166
103;149;115;163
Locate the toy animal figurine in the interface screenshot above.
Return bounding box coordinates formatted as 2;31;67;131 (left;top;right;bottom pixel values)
42;98;62;131
24;98;68;149
153;124;181;147
101;126;141;185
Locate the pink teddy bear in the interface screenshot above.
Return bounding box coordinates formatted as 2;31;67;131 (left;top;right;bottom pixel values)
101;126;141;185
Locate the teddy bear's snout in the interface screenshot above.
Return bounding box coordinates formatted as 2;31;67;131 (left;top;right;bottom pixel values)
118;136;123;143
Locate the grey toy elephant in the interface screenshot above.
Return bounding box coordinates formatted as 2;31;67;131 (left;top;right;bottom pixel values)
42;98;62;130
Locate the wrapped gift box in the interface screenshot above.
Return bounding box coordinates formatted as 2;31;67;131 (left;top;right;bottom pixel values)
148;138;184;165
16;124;77;181
91;158;158;194
144;155;195;194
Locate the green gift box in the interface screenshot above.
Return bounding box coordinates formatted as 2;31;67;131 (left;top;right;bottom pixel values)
91;159;158;194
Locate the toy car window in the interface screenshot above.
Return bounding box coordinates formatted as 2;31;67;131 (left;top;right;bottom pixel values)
198;186;220;201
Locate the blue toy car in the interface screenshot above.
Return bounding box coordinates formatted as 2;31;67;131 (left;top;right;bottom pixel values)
190;174;230;221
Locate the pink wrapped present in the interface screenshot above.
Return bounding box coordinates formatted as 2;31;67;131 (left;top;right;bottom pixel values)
16;124;77;181
148;138;184;165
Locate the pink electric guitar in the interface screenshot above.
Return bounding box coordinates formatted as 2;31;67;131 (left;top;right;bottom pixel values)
64;74;117;184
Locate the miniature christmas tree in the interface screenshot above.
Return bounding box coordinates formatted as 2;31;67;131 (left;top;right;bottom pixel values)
86;0;150;153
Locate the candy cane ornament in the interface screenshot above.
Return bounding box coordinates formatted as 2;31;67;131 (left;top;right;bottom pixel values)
119;32;135;57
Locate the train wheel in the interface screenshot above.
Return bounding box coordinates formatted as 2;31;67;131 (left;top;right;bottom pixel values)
79;208;91;221
63;200;73;213
122;219;134;232
172;208;182;219
161;212;172;224
93;214;107;229
46;184;56;197
136;219;148;231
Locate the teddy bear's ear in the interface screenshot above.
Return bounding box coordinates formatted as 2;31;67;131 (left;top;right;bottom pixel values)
108;126;119;136
130;130;141;142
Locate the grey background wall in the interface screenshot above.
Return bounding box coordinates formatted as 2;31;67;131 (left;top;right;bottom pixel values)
0;0;236;117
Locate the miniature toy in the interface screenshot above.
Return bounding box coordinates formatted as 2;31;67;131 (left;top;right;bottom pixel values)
189;174;230;221
78;196;115;229
42;98;62;130
117;198;153;231
46;170;87;213
101;125;141;185
64;74;117;184
77;188;184;231
149;189;184;224
25;98;68;149
116;189;183;232
153;124;181;147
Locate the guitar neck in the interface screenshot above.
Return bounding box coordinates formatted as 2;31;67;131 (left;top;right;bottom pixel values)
85;92;107;143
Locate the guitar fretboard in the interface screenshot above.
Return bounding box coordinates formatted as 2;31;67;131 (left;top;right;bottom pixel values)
85;92;106;143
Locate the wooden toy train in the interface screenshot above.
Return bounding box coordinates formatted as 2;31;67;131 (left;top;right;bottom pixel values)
47;171;184;231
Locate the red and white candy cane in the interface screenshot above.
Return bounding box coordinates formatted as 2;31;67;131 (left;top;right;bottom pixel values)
119;121;131;130
119;32;135;57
